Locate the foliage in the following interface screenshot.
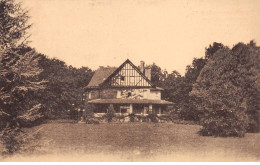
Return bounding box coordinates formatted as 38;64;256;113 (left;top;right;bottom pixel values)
185;58;207;84
163;71;185;108
231;42;260;132
104;104;115;122
205;42;224;59
147;63;167;87
0;46;46;154
85;104;95;118
0;127;41;156
161;43;224;121
84;104;98;124
129;113;135;122
38;55;93;119
0;0;46;155
177;96;201;121
0;47;46;129
0;128;21;155
0;0;31;49
147;113;158;123
85;118;99;124
191;42;260;137
162;70;200;121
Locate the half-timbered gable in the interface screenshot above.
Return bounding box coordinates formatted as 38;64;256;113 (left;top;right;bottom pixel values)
101;59;152;88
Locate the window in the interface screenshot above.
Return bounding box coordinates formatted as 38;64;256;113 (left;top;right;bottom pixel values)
133;104;143;114
120;76;125;81
120;105;129;113
121;108;127;113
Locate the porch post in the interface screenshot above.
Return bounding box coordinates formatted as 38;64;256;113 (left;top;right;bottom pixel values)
159;106;162;114
129;104;133;114
149;104;153;114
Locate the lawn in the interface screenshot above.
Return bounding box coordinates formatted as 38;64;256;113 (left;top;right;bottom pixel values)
2;121;260;162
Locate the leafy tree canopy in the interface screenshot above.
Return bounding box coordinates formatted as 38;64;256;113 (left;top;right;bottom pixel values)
190;41;260;136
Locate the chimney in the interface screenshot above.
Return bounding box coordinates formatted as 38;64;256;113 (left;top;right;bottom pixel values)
140;61;145;73
145;67;151;80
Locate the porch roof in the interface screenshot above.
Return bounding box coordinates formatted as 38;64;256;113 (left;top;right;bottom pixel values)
88;99;173;105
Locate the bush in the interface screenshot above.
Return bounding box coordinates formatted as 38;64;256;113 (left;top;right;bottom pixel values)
158;115;174;123
128;113;135;122
104;104;115;122
115;115;125;122
85;118;99;124
147;114;158;123
85;104;95;118
199;109;248;137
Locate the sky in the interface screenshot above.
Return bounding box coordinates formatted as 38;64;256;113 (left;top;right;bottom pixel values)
22;0;260;75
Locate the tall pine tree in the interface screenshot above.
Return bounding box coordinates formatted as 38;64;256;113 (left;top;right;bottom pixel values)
0;0;46;154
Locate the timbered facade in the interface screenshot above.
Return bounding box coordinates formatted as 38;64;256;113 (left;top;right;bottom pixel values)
85;59;173;116
104;62;151;87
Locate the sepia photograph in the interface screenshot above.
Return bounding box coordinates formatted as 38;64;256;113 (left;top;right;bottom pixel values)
0;0;259;162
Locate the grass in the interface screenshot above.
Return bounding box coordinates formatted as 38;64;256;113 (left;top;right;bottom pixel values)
2;121;260;161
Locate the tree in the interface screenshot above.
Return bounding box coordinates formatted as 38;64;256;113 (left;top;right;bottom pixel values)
147;63;167;87
205;42;224;59
0;0;45;155
174;43;224;121
38;55;93;119
185;58;207;84
162;70;201;121
0;46;46;154
162;71;183;108
0;0;31;49
231;42;260;132
190;42;260;137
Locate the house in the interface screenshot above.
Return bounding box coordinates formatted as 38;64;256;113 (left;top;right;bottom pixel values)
85;59;173;117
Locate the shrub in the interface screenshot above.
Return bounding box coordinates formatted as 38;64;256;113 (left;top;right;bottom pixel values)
135;115;151;122
128;113;135;122
104;104;115;122
115;115;125;122
158;115;174;123
85;104;95;118
199;108;248;137
148;114;158;123
85;118;99;124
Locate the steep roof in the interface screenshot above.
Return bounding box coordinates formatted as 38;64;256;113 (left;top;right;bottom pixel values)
87;66;117;87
